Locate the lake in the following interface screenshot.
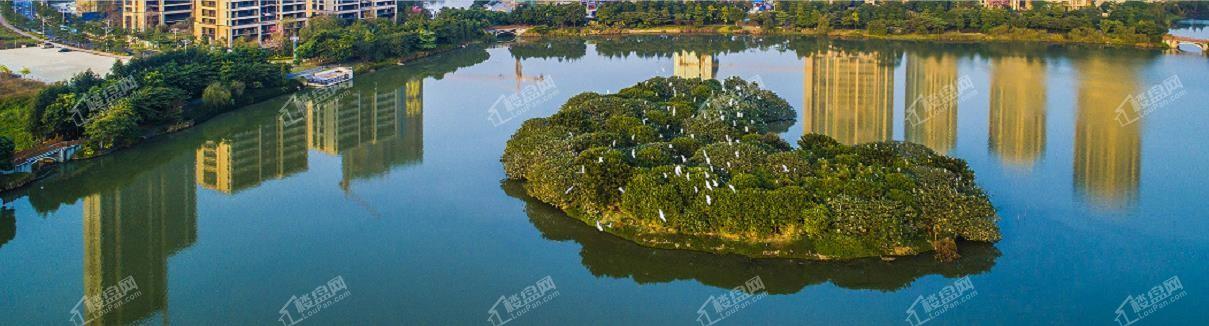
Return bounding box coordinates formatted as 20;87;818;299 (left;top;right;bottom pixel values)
1;35;1206;325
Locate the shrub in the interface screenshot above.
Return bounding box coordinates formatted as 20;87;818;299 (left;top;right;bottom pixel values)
201;82;233;109
0;136;13;170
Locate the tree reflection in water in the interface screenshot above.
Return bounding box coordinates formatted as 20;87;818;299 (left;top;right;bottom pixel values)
501;180;998;294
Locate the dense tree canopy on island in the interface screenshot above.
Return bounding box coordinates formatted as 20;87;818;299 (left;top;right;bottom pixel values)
503;77;999;261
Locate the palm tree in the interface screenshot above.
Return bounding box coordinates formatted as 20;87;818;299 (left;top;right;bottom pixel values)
18;67;30;78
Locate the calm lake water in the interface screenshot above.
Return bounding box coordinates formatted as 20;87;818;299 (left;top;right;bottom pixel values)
2;35;1207;325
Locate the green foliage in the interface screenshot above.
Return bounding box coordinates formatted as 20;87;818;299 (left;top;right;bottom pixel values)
291;5;558;63
129;87;189;124
83;101;140;150
0;136;14;170
503;77;1000;260
0;76;44;150
572;1;1177;44
201;82;233;109
23;46;290;148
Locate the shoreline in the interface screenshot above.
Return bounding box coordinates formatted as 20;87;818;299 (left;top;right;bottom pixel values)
0;41;485;194
533;25;1168;50
561;206;930;261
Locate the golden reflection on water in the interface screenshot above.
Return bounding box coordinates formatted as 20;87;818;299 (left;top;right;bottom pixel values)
81;153;195;325
988;56;1048;170
195;79;425;195
905;53;959;154
1074;56;1142;211
802;48;895;146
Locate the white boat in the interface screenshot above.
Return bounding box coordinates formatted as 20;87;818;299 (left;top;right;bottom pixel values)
302;67;353;88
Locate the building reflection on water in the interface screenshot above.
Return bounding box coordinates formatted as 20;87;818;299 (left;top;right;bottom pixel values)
802;48;895;145
195;78;425;194
195;110;309;194
795;47;1140;209
308;79;424;188
988;56;1048;169
79;153;196;325
905;53;959;154
1073;56;1141;210
66;77;427;325
673;50;718;80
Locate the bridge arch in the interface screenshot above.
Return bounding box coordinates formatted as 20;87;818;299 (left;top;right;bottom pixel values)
1163;35;1209;54
7;142;81;174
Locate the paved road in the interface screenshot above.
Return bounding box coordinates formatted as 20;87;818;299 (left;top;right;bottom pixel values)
0;8;129;59
0;47;120;82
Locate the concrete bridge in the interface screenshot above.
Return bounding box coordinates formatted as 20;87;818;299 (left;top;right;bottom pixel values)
7;141;81;174
487;25;532;38
1163;35;1209;54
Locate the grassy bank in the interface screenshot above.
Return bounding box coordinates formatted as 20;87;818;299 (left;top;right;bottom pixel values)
0;27;35;49
0;76;44;151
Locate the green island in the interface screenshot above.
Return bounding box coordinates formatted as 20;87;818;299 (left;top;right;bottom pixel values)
502;77;999;261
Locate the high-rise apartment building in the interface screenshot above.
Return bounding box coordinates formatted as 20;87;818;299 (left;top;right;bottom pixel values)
193;0;310;45
122;0;193;31
310;0;396;20
191;0;395;45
